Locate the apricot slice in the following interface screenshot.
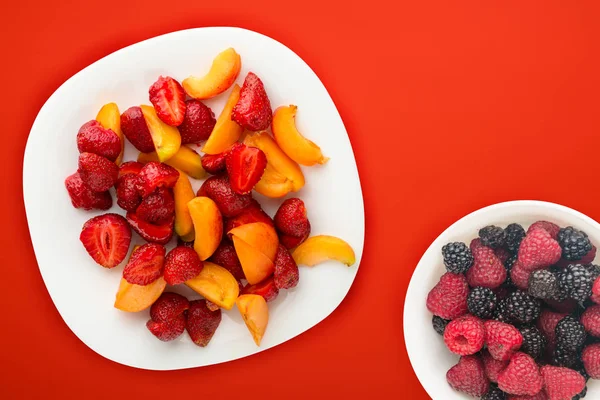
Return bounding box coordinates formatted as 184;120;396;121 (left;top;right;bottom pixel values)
188;197;222;260
292;235;356;267
138;145;205;180
202;85;243;155
228;222;278;262
254;163;294;198
231;235;275;285
182;48;242;100
173;170;195;239
140;104;181;162
236;294;269;346
185;261;239;310
96;102;124;165
272;105;328;166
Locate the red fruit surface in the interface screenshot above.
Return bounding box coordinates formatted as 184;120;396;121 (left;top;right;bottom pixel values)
76;120;121;162
242;276;279;302
537;309;567;345
482;350;509;383
528;221;560;239
197;175;253;218
544;298;578;314
225;143;267;194
495;247;510;264
208;242;245;280
582;343;600;379
136;161;179;198
122;243;166;286
511;261;532;290
179;99;216;143
186;299;222;347
126;212;174;245
118;161;143;177
466;246;507;289
224;202;274;234
146;315;186;341
581;304;600;337
470;238;485;252
592;276;600;304
540;365;585;400
65;172;112;210
120;106;154;153
149;292;189;323
149;76;186;126
231;72;272;131
201;152;227;175
555;245;597;269
77;152;119;192
274;198;311;239
136;187;175;225
484;320;523;361
163;246;203;285
426;272;469;320
443;315;485;355
79;213;131;268
446;355;489;397
497;352;543;396
274;244;299;289
115;174;142;212
518;228;562;271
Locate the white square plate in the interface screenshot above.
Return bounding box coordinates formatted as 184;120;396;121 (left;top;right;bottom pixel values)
23;27;364;370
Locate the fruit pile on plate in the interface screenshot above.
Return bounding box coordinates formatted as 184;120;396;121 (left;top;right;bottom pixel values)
64;48;356;347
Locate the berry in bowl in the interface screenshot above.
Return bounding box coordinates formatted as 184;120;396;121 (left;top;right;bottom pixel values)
404;201;600;399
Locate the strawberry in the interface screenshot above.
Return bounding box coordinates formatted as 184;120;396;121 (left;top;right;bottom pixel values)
136;187;175;225
122;243;166;285
497;352;543;396
149;292;189;323
201;152;227;175
149;76;186;126
528;221;560;239
466;246;507;289
146;315;186;341
426;272;469;320
186;299;222;347
444;315;485;355
177;237;195;248
118;161;143;177
224;201;274;234
76;120;121;162
274;244;299;289
540;366;585;400
518;229;562;271
65;172;112;210
125;212;174;245
274;198;311;249
446;355;489;397
231;72;272;131
582;343;600;378
197;175;253;218
179;99;216;143
79;213;131;268
115;174;142;212
482;350;509;383
136;162;179;198
208;241;245;280
77;152;119;192
163;246;203;285
484;320;523;361
120;106;154;153
242;277;279;302
225;143;267;194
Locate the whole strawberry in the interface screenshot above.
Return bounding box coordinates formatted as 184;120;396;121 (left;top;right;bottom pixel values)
466;246;507;289
136;162;179;198
76;120;121;162
426;272;469;320
443;315;485;355
540;365;585;400
186;299;222;347
484;320;523;361
149;292;189;323
273;244;299;289
122;243;166;286
232;72;272;131
120;106;155;153
209;241;245;281
582;342;600;379
78;152;119;192
518;228;561;271
179;99;216;143
497;352;543;396
274;198;311;249
201;152;227;175
65;172;112;210
147;316;186;341
163;246;203;285
446;355;490;397
136;187;175;225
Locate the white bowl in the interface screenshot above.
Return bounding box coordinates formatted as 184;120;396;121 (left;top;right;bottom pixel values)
404;200;599;399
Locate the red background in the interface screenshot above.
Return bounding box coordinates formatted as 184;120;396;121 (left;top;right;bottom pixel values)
3;1;600;398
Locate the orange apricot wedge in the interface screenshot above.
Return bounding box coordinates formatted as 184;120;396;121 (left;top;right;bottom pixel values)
138;145;205;179
185;262;239;310
96;102;124;164
292;235;356;267
236;294;269;346
182;48;242;100
202;84;243;154
173;170;195;239
231;235;275;285
188;197;222;260
272;105;328;166
228;222;278;262
254;163;295;198
140;104;181;162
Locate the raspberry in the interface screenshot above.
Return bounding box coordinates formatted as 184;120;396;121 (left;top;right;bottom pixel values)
443;315;485;355
441;242;473;274
480;225;507;249
426;272;469;320
446;355;490;397
518;228;562;271
552;343;578;367
484;320;524;361
537;309;567;345
467;286;497;318
519;325;546;360
528;221;560;239
432;315;449;335
555;315;586;352
497;352;543;396
557;227;592;261
507;393;548;400
591;276;600;304
482;385;507;400
581;304;600;337
505;223;526;254
471;238;485;252
511;261;533;291
483;350;509;383
528;270;559;300
467;247;507;289
506;291;541;324
540;365;586;400
582;342;600;379
496;247;511;264
557;264;594;303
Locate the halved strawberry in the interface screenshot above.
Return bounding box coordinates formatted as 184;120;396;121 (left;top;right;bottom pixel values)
79;213;132;268
118;161;144;177
149;76;186;126
65;172;112;210
241;276;279;302
201;152;228;175
225;143;267;194
126;212;174;245
136;162;179;198
123;243;166;285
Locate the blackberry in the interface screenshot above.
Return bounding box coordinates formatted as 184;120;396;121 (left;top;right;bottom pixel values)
555;315;586;352
493;298;512;323
504;253;517;271
552;343;578;367
506;290;541;324
518;325;546;360
574;362;590;382
573;386;588;400
558;264;594;303
528;269;559;300
467;287;497;319
505;223;526;254
441;242;473;274
479;225;506;249
558;227;592;261
481;385;506;400
432;315;449;335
